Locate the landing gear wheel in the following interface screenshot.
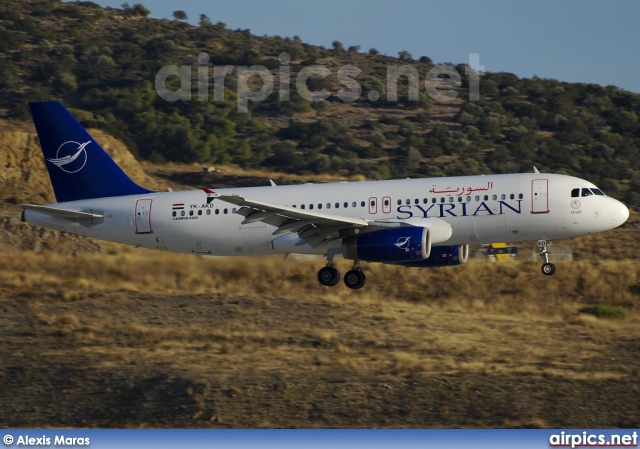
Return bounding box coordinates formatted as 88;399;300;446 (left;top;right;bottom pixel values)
318;266;340;286
344;269;366;289
541;263;556;276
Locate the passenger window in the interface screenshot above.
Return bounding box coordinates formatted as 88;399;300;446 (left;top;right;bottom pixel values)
181;211;185;216
457;197;463;203
318;204;322;209
571;188;580;198
466;196;471;202
198;210;202;216
501;194;506;200
310;204;314;210
492;194;497;200
414;199;419;204
448;197;454;203
361;201;365;207
352;202;357;207
232;208;236;213
484;195;488;201
344;202;349;208
224;209;228;214
215;209;219;215
384;199;390;206
206;209;211;215
405;199;410;205
582;189;593;197
301;205;306;209
335;202;340;208
432;198;436;204
518;193;523;199
371;200;375;207
172;211;176;217
423;198;428;204
475;195;480;201
510;194;515;200
397;199;402;206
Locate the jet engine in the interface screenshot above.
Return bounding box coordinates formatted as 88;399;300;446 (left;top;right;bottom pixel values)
342;226;430;263
394;244;469;267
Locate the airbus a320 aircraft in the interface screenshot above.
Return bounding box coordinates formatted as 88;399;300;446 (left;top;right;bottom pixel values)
21;102;629;289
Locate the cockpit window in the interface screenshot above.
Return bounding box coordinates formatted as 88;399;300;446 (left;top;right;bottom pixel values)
581;188;593;197
571;188;580;198
592;188;605;196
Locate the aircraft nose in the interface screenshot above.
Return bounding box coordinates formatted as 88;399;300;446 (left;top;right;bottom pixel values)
610;199;629;229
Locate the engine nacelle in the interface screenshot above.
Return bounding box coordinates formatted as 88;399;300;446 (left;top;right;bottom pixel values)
394;244;469;267
342;226;431;263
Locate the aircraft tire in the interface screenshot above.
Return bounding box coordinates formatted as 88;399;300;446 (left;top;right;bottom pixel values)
344;269;366;289
318;266;340;286
541;262;556;276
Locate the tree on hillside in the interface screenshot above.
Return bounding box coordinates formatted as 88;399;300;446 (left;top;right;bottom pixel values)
122;3;150;17
173;10;187;21
398;50;413;61
199;14;212;27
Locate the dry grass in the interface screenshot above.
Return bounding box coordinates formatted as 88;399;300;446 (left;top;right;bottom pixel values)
2;246;638;315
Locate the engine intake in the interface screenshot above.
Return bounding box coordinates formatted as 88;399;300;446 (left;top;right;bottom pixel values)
342;227;431;263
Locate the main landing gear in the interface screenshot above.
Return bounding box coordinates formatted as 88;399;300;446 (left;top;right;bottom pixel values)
318;260;366;290
317;265;340;287
538;239;556;276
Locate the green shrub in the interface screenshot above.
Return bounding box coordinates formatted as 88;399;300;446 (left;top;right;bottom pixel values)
579;305;628;319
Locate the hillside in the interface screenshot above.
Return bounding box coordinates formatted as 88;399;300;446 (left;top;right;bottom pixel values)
1;0;640;208
1;114;639;428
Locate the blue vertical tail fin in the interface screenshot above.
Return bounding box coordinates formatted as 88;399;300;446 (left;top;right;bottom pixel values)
29;101;153;203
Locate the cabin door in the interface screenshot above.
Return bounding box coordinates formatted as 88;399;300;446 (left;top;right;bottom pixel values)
531;179;549;214
135;199;153;234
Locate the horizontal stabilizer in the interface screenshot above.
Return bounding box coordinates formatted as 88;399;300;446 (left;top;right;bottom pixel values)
20;204;103;221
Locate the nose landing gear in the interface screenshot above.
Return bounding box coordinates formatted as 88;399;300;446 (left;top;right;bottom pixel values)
538;239;556;276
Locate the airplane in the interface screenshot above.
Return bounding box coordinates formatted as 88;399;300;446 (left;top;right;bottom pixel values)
20;101;629;289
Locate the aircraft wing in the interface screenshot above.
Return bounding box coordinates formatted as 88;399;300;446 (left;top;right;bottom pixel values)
215;194;373;247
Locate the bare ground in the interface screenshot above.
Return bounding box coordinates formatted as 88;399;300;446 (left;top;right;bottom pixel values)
1;287;639;428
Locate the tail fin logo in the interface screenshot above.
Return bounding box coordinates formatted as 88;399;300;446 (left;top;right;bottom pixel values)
47;141;90;174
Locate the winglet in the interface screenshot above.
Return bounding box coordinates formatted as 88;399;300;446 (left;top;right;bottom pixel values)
201;187;216;194
270;179;277;187
533;166;540;173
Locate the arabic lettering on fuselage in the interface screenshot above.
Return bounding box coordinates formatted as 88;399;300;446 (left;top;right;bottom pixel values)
428;182;494;196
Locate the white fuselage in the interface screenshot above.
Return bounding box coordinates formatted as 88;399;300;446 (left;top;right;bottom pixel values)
24;173;629;257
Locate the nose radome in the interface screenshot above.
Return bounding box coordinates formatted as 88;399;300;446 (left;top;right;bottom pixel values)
611;199;629;228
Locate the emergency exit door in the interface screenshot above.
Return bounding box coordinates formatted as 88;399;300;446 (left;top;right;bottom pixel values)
531;179;549;214
135;199;153;234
